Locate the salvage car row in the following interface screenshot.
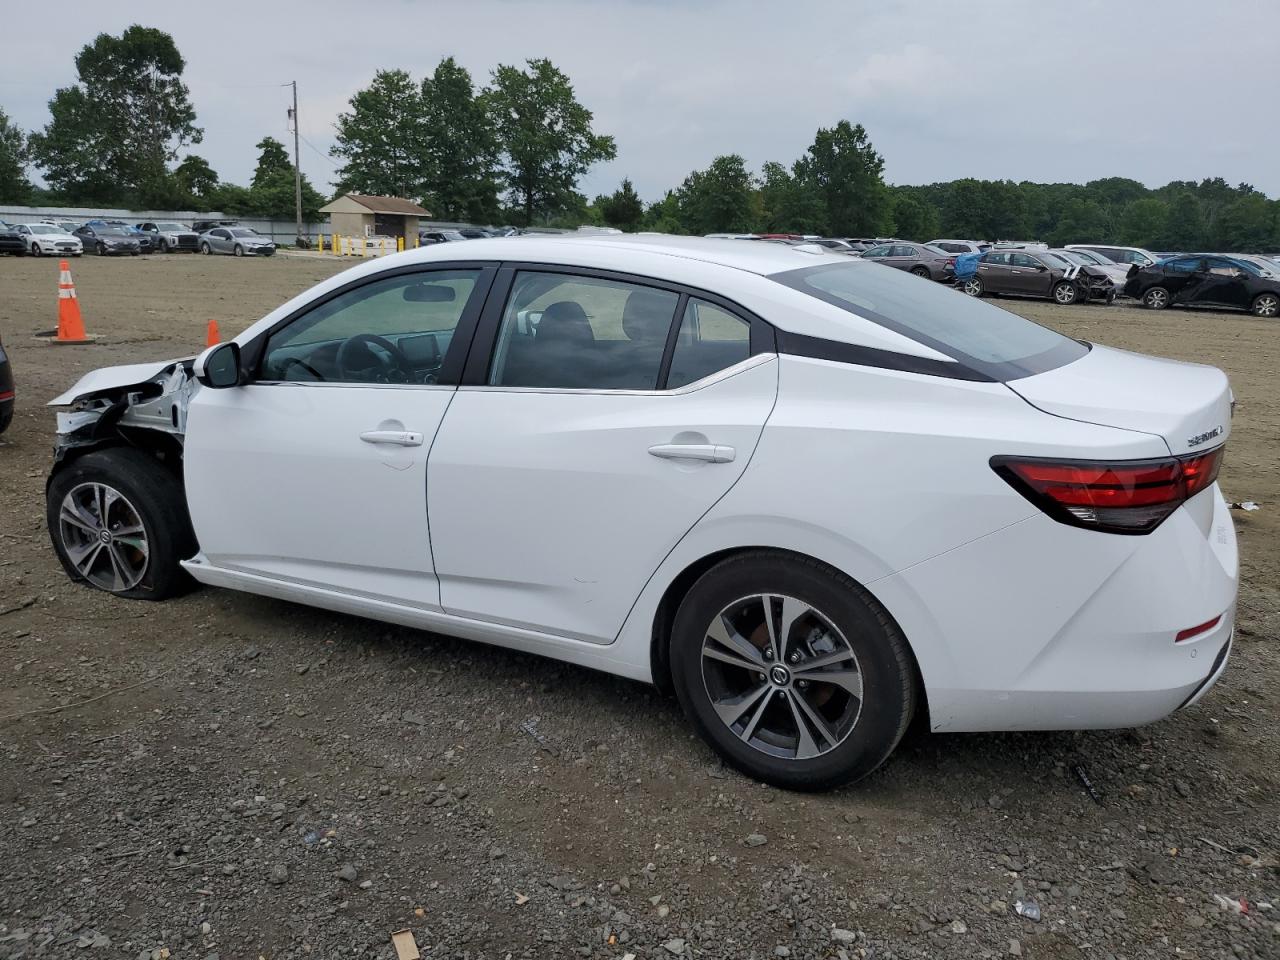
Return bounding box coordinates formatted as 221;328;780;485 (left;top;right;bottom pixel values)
0;218;276;258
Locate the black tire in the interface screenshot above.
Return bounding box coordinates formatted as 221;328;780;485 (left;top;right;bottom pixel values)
31;243;42;257
1143;286;1170;310
97;243;106;256
1052;281;1078;305
47;448;197;601
911;266;931;279
130;250;139;257
961;277;984;297
200;242;212;255
233;244;244;257
669;551;916;791
1251;292;1279;318
0;403;12;435
159;239;169;254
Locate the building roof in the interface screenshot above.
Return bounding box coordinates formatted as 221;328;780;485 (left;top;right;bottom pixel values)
319;194;429;216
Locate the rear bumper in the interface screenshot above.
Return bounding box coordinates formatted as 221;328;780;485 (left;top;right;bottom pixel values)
872;484;1239;732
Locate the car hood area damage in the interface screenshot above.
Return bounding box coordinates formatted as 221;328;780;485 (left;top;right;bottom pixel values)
47;358;196;457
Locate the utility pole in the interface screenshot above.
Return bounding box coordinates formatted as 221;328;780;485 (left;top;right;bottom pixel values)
289;80;303;244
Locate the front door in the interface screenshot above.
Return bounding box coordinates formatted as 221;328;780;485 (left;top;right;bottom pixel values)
184;266;493;608
977;252;1013;292
427;269;778;643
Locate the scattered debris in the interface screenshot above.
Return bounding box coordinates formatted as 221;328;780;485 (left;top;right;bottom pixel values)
514;892;529;905
520;716;558;756
1213;894;1248;915
745;833;768;847
390;929;420;960
1073;764;1104;805
1229;500;1260;511
949;919;968;934
662;937;687;954
1014;899;1042;922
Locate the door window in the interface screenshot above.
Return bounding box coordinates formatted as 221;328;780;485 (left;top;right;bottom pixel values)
1165;257;1201;273
487;272;679;390
667;299;752;389
861;246;890;258
890;245;916;257
1010;253;1040;268
262;270;481;384
981;252;1010;265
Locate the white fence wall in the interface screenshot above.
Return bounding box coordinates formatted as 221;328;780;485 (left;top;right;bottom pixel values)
0;205;326;246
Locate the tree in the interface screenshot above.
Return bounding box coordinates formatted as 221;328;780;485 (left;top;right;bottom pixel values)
421;57;500;221
792;120;891;236
889;191;939;241
486;58;616;225
1161;192;1207;250
1117;198;1168;247
252;136;292;188
29;25;201;203
1048;199;1108;246
1214;194;1277;251
174;154;220;201
675;155;756;235
331;69;429;200
642;191;682;234
0;108;32;203
758;161;823;234
596;178;644;231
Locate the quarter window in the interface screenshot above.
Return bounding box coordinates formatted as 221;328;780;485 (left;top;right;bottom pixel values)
262;270;481;384
488;272;679;390
667;299;752;389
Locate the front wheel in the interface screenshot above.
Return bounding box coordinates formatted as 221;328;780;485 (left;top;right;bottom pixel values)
669;551;917;791
1252;292;1279;318
1143;286;1170;310
233;244;244;257
97;243;107;256
961;277;984;297
1052;281;1078;305
159;240;169;254
31;243;42;257
47;448;196;601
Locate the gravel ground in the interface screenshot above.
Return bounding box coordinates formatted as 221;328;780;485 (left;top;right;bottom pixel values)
0;253;1277;960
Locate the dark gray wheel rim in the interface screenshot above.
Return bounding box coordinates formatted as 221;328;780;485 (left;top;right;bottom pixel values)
1055;283;1076;304
962;278;982;296
1255;294;1278;317
58;482;149;592
701;594;863;761
1146;288;1168;309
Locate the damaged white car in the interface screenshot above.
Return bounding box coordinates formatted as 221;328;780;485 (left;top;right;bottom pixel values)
45;236;1238;790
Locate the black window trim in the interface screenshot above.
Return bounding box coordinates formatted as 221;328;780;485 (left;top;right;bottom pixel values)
240;261;499;385
458;261;775;390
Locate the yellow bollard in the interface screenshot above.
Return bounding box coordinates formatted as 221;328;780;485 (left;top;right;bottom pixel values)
316;234;322;253
397;235;404;252
360;236;366;258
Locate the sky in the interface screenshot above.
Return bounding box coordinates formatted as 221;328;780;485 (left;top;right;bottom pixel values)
2;0;1277;204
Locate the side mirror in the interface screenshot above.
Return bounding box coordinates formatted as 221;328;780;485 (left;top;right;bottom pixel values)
194;341;241;389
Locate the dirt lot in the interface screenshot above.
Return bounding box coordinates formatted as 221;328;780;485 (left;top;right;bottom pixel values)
0;253;1277;960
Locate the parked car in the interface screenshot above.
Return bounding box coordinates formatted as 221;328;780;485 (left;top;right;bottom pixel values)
136;221;200;253
992;240;1047;251
1123;254;1280;317
0;221;28;256
1066;244;1160;269
803;239;858;253
420;229;467;245
42;236;1237;790
456;227;493;239
961;249;1112;304
84;219;153;253
1230;254;1280;279
199;227;276;257
75;225;140;256
40;219;83;234
15;223;83;257
0;330;12;435
859;242;956;281
928;239;990;255
1048;248;1131;290
192;219;239;234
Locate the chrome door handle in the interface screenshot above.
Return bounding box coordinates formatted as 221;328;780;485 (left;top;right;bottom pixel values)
648;443;735;463
360;429;423;447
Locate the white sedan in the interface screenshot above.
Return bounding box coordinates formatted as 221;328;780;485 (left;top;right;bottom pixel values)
15;223;82;257
45;236;1237;790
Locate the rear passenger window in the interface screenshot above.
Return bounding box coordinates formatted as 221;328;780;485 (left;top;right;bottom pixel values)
667;299;751;389
488;272;679;390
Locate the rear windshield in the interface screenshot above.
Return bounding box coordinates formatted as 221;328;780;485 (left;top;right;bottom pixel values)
771;261;1088;381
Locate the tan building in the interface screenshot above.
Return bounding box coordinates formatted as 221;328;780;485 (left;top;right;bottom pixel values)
318;194;430;244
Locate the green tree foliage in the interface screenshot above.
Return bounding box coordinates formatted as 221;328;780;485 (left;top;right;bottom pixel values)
331;69;429;200
0;108;33;203
1162;192;1207;250
595;178;644;231
173;154;220;201
1212;194;1277;251
29;25;201;204
486;58;616;225
758;161;824;234
1118;198;1168;246
792;120;892;236
239;136;325;220
675;155;757;235
1048;198;1108;246
642;191;682;234
252;136;292;188
889;191;939;241
421;57;500;222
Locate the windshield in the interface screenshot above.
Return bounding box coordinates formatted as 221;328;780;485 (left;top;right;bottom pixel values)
771;261;1088;381
97;227;130;236
157;222;186;231
28;225;60;235
1040;253;1070;269
1236;256;1277;277
229;229;260;238
1055;251;1088;265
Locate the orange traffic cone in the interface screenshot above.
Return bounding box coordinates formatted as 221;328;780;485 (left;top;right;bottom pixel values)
205;319;221;347
52;260;94;344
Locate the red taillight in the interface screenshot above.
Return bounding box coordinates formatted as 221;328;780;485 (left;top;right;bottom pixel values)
1175;615;1222;643
991;446;1224;534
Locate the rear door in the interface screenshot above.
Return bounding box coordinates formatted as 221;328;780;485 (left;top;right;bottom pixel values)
427;266;778;643
977;251;1012;291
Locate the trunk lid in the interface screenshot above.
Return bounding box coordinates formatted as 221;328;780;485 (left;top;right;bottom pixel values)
1007;343;1231;455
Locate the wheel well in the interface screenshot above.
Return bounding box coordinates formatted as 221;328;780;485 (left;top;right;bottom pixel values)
50;430;185;489
647;547;929;727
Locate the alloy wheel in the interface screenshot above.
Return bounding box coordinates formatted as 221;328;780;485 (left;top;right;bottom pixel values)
1254;294;1278;318
1054;283;1077;304
57;482;149;592
1145;288;1168;309
32;243;42;257
700;594;864;761
962;278;982;297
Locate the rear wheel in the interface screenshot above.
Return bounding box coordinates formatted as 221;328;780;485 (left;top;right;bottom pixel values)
1252;292;1279;318
47;448;196;601
1143;286;1170;310
1053;281;1078;305
911;266;931;279
961;277;984;297
200;242;212;255
670;552;916;791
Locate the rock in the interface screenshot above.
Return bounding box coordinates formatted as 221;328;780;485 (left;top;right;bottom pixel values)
200;922;211;935
1175;780;1193;799
1009;939;1022;956
774;948;791;958
358;879;373;889
296;663;309;675
662;938;686;955
745;833;768;847
657;904;670;918
831;928;858;944
269;864;288;885
335;864;358;883
950;919;967;934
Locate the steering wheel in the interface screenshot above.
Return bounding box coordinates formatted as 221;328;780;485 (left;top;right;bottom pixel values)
277;356;327;381
335;334;412;382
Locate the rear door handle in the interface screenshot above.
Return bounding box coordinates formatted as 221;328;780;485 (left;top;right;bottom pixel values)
360;429;423;447
648;443;735;463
